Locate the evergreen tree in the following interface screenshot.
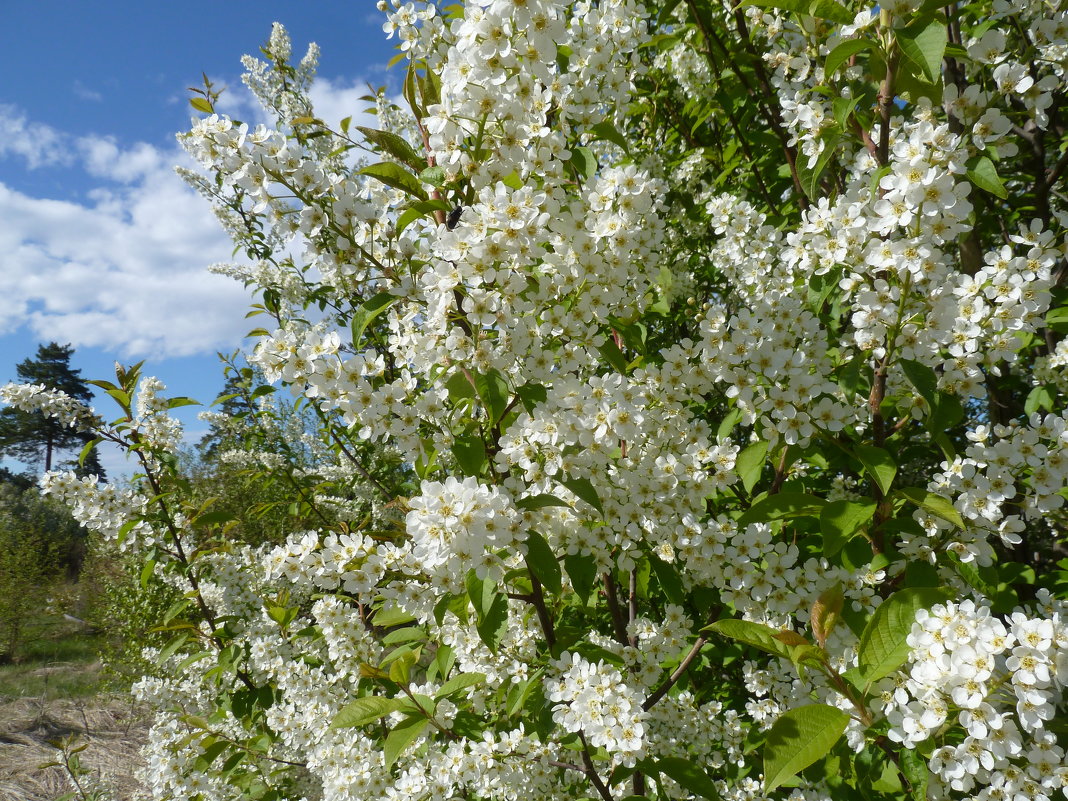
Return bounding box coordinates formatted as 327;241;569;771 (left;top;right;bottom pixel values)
0;342;104;476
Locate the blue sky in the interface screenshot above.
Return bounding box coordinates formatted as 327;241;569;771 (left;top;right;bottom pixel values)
0;2;400;478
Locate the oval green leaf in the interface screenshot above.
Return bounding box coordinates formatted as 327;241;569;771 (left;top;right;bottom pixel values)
763;704;850;792
825;39;876;79
384;715;430;768
359;161;428;201
736;440;769;494
738;492;826;527
857;586;953;683
331;696;406;729
855;444;897;495
820;498;877;557
435;671;486;699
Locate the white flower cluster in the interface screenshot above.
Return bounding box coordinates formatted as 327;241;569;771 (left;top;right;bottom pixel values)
546;651;647;765
134;376;184;451
0;381;96;430
404;475;521;589
903;412;1068;568
881;598;1068;798
264;530;389;599
40;470;151;551
496;371;737;573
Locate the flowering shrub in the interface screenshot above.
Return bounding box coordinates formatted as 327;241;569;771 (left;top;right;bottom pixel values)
4;0;1068;799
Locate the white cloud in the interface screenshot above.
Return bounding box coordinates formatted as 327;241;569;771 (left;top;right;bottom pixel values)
0;74;389;361
73;81;103;102
0;115;253;359
309;75;380;133
0;104;73;169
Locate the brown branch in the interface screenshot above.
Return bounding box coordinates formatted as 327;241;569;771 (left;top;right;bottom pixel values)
876;51;899;166
769;447;789;495
603;572;630;645
643;635;708;711
578;732;615;801
732;10;809;208
1044;146;1068;190
526;573;556;650
323;424;395;498
133;447;256;691
627;569;638;648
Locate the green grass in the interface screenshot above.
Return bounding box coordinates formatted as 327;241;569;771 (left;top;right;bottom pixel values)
0;614;104;699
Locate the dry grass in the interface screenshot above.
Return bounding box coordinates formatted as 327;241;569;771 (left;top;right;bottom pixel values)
0;692;149;801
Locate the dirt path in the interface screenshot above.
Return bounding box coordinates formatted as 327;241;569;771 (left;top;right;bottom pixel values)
0;692;149;801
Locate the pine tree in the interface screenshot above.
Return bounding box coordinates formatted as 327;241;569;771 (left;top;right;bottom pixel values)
0;342;105;476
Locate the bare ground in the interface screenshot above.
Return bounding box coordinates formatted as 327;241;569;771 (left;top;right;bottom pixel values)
0;673;149;801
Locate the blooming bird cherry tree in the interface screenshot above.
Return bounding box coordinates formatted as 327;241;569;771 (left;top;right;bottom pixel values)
4;0;1068;799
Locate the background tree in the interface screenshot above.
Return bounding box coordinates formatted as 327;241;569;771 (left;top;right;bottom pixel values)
0;342;104;477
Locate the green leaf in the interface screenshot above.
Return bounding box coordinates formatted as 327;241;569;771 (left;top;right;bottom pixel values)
825;39;876;79
157;633;188;664
736;440;769;494
740;0;854;24
452;435;486;477
717;407;743;441
564;554;598;605
389;649;418;685
1025;384;1055;415
466;570;494;619
560;477;604;515
946;552;998;598
77;437;102;468
588;121;631;153
359;161;428;200
397;198;452;234
569;146;597;182
654;757;721;800
598;337;629;374
738;492;826;527
966;156;1008;199
820;499;877;557
900;358;938;410
515;383;547;413
397;207;423;234
475;591;509;653
515;494;570;511
373;605;416;628
524;530;563;595
897;17;947;83
384;715;429;768
1045;305;1068;334
899;748;930;801
355;126;425;171
855;444;897;495
799;135;841;200
763;705;850;792
811;582;844;648
657;0;685;25
419;165;447;187
382;626;426;646
895;487;964;530
331;696;406;728
351;292;398;348
474;369;510;424
832;95;862;130
139;558;156;590
705;619;800;662
189;97;213;114
857;587;953;683
435;672;486;699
